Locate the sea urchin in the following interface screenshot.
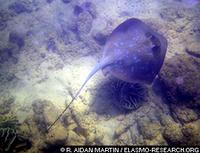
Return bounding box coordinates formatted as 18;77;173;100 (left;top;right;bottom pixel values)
111;79;147;110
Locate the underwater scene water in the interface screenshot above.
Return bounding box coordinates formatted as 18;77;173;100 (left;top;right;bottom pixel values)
0;0;200;152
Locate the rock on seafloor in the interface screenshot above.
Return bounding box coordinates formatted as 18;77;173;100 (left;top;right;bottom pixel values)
163;123;184;145
163;119;200;146
185;42;200;58
31;99;60;134
172;105;198;123
159;54;200;107
182;120;200;145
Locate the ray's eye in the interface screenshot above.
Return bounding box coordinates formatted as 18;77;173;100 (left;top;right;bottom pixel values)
150;35;160;47
145;32;161;54
150;35;161;54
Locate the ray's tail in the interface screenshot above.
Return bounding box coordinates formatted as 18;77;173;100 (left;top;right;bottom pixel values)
47;83;84;132
47;60;110;132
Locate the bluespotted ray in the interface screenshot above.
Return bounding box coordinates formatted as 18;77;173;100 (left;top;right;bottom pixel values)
47;18;167;131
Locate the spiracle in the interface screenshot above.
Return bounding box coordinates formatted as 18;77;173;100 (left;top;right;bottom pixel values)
110;79;147;110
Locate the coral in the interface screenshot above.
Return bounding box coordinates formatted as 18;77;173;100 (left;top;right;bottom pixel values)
111;79;147;110
174;106;198;123
182;120;200;145
113;130;132;145
73;5;83;16
113;125;129;140
62;0;71;4
85;130;104;145
0;115;18;129
73;2;96;34
77;11;93;34
66;130;86;145
0;48;14;64
31;99;59;134
73;126;88;138
163;123;184;145
159;7;185;22
0;44;21;64
0;48;13;63
0;72;18;88
144;133;167;145
0;21;6;31
19;123;32;137
9;32;25;48
0;10;11;22
46;38;57;52
32;100;49;134
163;120;200;146
47;124;68;143
8;1;32;14
81;2;97;18
137;119;162;140
0;95;15;115
46;0;54;4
